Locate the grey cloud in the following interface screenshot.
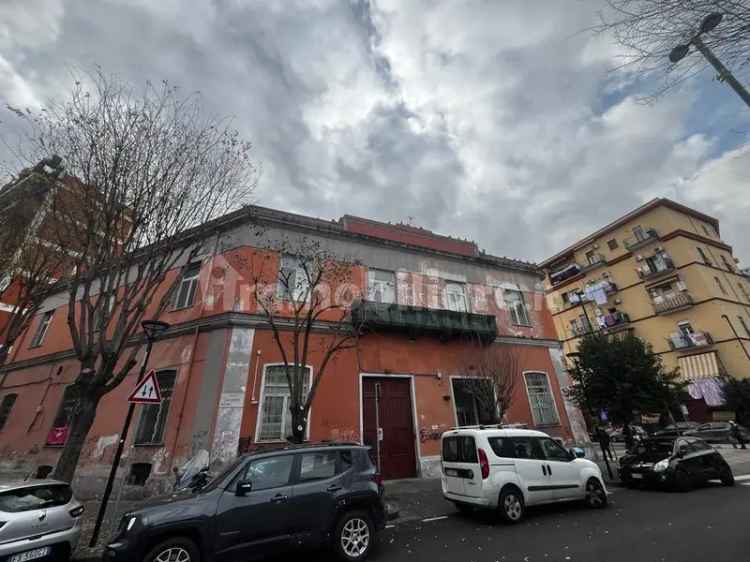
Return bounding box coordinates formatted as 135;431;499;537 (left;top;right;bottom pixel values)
0;0;748;266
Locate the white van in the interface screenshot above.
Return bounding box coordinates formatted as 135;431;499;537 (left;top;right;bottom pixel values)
441;427;607;522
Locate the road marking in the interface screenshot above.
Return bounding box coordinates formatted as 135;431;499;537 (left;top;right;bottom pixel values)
422;516;450;523
385;524;396;529
734;474;750;482
740;482;750;487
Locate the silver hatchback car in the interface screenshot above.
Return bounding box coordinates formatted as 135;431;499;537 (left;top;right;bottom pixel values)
0;480;84;562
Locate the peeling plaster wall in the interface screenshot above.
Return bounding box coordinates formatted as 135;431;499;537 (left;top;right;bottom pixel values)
210;327;254;468
190;330;228;455
549;347;590;444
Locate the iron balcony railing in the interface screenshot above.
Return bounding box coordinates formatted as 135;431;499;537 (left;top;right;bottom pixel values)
625;228;659;251
638;256;675;280
653;293;694;315
668;331;713;350
351;300;498;342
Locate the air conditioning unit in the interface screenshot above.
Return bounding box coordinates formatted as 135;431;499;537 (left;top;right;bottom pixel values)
676;281;688;292
636;255;643;261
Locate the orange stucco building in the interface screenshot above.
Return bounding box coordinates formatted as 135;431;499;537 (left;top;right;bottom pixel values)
0;206;582;496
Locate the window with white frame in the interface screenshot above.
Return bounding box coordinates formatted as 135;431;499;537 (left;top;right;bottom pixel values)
505;289;531;326
30;310;54;348
445;282;468;312
257;365;312;442
367;269;396;304
173;263;201;309
277;254;311;302
524;372;559;426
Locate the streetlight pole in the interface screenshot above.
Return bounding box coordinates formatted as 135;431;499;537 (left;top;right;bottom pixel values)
669;12;750;109
89;319;170;547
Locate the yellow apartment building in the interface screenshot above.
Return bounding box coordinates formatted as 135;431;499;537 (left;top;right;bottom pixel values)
540;198;750;422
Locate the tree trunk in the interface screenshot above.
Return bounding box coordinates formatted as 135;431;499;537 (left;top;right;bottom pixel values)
52;389;103;482
290;404;307;444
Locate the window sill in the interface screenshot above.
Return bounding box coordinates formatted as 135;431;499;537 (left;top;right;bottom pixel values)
169;304;196;312
134;442;165;447
512;323;534;328
534;423;561;428
28;344;44;350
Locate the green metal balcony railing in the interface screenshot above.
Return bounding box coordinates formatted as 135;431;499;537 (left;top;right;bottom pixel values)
351;300;498;342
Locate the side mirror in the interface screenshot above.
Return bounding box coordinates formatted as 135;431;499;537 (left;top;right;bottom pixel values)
235;481;253;497
569;447;586;459
676;445;688;458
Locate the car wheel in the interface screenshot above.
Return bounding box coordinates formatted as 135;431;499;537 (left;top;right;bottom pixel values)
584;478;608;509
144;537;200;562
720;464;735;487
334;510;374;561
673;468;692;493
499;486;524;524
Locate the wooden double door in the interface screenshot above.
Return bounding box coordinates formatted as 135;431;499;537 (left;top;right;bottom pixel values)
362;377;417;480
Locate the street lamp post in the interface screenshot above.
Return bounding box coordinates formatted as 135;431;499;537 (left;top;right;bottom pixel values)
669;12;750;108
89;319;170;547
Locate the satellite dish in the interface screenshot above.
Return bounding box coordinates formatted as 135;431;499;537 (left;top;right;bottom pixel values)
669;44;690;63
700;12;723;34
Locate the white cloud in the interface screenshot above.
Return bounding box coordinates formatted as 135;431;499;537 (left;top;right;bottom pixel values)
0;0;747;265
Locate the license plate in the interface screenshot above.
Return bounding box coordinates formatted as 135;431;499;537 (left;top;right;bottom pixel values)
10;547;51;562
631;473;643;480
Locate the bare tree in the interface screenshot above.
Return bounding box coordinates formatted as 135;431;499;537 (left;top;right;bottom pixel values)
595;1;750;100
0;160;68;368
459;345;519;424
7;70;256;481
252;238;361;444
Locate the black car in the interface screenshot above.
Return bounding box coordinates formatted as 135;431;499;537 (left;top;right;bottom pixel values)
104;443;386;562
619;436;734;491
651;421;699;439
684;422;750;444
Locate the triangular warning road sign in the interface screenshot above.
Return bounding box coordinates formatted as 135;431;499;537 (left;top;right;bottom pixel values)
128;370;162;404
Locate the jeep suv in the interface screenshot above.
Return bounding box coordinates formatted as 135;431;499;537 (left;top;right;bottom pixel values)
104;443;385;562
441;428;607;522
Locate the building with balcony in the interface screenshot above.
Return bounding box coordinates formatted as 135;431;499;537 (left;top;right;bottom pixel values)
540;198;750;423
0;204;582;495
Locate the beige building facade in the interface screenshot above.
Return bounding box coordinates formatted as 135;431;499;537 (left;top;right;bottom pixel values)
540;198;750;422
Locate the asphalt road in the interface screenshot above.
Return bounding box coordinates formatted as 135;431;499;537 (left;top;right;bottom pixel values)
272;476;750;562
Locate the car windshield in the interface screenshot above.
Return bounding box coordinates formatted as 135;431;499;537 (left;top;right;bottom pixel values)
636;440;673;455
194;457;245;493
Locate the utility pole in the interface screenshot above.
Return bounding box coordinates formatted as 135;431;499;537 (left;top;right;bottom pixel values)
670;12;750;109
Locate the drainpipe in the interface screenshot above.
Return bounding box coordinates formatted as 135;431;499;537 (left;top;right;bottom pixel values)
722;314;750;362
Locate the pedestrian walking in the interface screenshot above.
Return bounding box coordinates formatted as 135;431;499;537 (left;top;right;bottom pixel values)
596;426;615;461
730;420;747;450
623;424;634;452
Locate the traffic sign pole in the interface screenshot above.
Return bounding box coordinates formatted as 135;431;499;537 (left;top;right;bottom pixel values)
89;338;157;547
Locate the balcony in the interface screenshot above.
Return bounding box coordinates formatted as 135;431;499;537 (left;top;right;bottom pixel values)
638;257;676;281
550;263;582;287
580;254;606;273
351;300;498;343
653;293;694;315
601;311;631;333
668;331;714;351
570;323;592;338
625;228;659;251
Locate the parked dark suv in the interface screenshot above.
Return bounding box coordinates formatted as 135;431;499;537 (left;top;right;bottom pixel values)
103;443;386;562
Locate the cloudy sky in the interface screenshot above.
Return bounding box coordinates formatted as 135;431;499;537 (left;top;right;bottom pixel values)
1;0;749;264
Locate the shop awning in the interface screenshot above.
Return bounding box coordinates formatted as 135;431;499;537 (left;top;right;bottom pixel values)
678;351;721;382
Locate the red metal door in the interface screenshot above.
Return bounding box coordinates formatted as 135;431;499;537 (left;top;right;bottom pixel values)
362;377;417;480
